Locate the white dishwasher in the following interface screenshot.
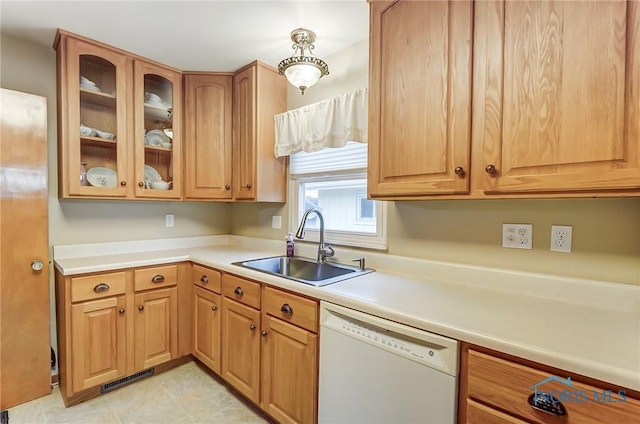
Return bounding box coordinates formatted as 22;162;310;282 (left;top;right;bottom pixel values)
318;301;459;424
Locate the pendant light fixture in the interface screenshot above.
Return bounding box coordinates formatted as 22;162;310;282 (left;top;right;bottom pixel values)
278;28;329;95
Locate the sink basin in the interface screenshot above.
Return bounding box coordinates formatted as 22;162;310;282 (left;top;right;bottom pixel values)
232;256;374;287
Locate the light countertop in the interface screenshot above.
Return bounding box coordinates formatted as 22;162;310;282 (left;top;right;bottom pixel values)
53;235;640;391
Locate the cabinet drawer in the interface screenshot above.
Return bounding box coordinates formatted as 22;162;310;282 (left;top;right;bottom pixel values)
467;399;526;424
467;350;640;423
192;264;221;294
263;286;318;333
134;265;177;292
222;274;260;309
71;271;126;303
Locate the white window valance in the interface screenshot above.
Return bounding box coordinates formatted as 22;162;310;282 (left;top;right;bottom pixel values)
274;87;368;157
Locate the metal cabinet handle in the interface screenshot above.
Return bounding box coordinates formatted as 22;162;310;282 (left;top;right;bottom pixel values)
93;283;110;293
31;259;44;272
138;305;144;311
151;274;165;283
234;287;244;296
454;166;465;176
225;185;231;190
249;324;256;331
281;304;293;315
245;183;252;189
138;181;145;187
485;164;497;174
527;393;567;416
120;181;127;186
211;305;218;311
119;308;126;314
200;275;208;284
261;330;268;337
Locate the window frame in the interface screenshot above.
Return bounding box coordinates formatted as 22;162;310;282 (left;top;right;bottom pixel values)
288;169;387;251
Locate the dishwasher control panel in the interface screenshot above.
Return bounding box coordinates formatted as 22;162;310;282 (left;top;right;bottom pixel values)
320;302;459;375
337;316;446;369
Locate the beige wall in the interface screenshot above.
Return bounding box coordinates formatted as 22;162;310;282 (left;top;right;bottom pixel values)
231;39;640;285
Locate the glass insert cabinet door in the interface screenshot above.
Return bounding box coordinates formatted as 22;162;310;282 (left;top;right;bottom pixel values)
133;61;182;199
65;38;129;197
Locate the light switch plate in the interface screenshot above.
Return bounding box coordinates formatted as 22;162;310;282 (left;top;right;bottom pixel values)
272;215;282;229
165;214;174;227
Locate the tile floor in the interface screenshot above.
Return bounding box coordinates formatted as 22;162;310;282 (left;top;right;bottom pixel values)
7;361;271;424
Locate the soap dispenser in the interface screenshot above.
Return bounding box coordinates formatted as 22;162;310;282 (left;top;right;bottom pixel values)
286;232;295;257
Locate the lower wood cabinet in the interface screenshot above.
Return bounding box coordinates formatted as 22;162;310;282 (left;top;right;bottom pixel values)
460;344;640;424
261;314;317;424
221;294;262;403
134;287;177;370
55;264;182;406
205;270;319;424
70;295;127;392
193;286;222;373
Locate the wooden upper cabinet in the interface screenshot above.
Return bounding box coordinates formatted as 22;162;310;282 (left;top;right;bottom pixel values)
475;0;640;194
233;61;287;202
184;73;233;200
56;33;132;198
368;0;473;197
133;60;183;199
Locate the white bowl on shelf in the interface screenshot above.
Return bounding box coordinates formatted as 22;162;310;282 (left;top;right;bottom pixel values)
95;129;115;140
80;124;97;137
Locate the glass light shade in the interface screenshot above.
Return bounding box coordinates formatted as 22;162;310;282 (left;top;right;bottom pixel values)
285;64;322;93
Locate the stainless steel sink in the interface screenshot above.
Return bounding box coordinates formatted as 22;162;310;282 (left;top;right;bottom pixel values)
232;256;374;287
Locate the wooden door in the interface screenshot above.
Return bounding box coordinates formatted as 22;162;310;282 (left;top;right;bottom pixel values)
134;287;177;370
184;74;233;200
70;296;126;392
133;60;183;199
0;89;51;409
476;0;640;193
261;316;318;424
232;65;257;200
221;296;260;403
368;0;473;197
57;34;131;198
193;286;221;374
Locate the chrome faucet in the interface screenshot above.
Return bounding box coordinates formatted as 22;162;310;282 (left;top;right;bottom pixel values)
295;208;335;263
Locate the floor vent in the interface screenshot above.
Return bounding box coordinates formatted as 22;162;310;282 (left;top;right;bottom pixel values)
101;368;154;393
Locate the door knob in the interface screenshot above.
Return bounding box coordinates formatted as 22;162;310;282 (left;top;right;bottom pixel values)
31;259;44;272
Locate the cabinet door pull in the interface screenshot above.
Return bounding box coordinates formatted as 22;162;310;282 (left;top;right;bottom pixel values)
93;283;110;293
454;166;465;176
200;275;208;284
245;183;252;189
138;305;144;311
151;274;165;283
249;324;256;331
138;181;145;187
120;181;127;186
527;393;567;416
225;185;231;190
234;287;244;296
118;308;125;314
211;305;218;311
485;164;497;175
261;330;268;337
281;303;293;315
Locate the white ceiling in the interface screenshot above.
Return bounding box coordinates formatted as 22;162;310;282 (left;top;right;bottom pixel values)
0;0;369;72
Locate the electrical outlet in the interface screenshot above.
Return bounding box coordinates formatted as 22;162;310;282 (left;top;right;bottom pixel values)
502;224;532;249
165;214;174;228
550;225;572;253
272;215;282;229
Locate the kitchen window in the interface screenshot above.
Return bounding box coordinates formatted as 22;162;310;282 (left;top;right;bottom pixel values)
289;141;387;250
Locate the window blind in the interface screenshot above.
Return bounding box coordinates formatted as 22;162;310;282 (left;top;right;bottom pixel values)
289;141;368;175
